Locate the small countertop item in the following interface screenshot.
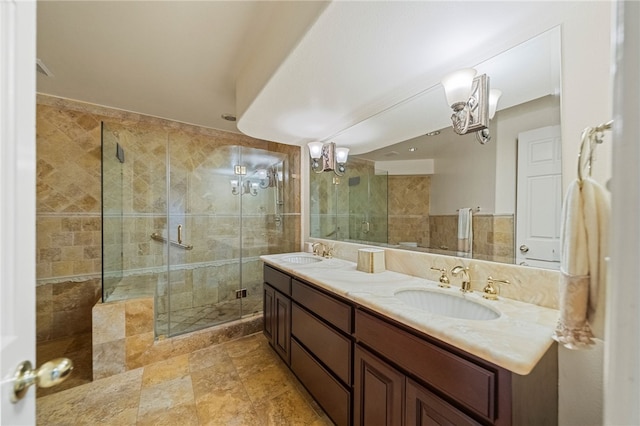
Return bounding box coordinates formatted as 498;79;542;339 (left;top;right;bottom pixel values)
356;248;385;273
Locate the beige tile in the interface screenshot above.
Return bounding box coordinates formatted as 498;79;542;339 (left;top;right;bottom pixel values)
138;401;200;426
92;301;125;344
188;343;228;373
138;376;195;419
125;297;154;336
195;386;263;426
36;382;88;425
228;338;280;379
142;354;190;388
190;358;240;397
93;339;126;380
241;362;295;405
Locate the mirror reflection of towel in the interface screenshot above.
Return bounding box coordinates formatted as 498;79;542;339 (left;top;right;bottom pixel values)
457;208;473;254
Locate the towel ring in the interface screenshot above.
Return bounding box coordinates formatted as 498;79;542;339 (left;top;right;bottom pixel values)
577;120;612;183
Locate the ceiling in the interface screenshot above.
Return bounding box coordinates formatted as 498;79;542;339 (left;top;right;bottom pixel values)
37;1;578;153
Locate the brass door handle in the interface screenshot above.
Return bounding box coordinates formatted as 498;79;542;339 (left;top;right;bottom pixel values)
519;244;529;253
12;358;73;402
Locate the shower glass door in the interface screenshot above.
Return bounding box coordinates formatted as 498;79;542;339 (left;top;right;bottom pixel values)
164;141;243;336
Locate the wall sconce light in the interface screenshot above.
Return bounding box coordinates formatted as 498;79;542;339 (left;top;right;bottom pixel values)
441;68;502;144
308;141;349;176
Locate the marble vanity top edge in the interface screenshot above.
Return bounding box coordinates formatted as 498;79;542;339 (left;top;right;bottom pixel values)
260;252;560;376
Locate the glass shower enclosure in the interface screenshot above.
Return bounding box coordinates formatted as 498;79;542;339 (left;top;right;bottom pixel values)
102;123;292;337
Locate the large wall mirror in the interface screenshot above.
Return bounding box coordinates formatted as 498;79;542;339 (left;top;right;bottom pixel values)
309;27;562;270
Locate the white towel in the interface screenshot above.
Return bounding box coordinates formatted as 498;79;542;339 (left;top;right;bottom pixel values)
457;208;473;254
552;177;609;349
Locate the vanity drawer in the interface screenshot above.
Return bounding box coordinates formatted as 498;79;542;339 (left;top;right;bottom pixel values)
264;265;291;295
291;339;351;426
292;279;352;333
355;309;496;420
292;303;352;385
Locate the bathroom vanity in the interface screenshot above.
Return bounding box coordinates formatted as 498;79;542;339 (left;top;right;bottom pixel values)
261;253;559;426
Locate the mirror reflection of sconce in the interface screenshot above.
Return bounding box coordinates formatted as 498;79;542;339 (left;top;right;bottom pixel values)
441;68;502;144
308;141;349;176
230;179;259;196
231;167;279;196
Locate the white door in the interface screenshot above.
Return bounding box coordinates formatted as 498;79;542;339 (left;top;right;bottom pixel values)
516;125;562;269
1;1;37;424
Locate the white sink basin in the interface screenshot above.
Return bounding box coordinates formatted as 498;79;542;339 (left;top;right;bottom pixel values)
281;255;323;264
394;289;500;321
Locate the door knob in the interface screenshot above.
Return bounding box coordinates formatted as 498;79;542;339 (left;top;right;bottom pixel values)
519;244;530;253
11;358;73;402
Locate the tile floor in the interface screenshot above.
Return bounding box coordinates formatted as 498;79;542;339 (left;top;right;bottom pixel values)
37;333;334;425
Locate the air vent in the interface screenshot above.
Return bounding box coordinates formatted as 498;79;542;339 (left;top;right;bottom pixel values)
36;59;53;78
384;151;399;157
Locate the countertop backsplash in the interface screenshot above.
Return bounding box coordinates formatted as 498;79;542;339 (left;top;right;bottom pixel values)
308;238;560;310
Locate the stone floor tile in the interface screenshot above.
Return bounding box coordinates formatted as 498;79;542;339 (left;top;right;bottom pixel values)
137;401;199;426
137;376;195;420
195;386;264;426
142;353;190;388
240;363;296;406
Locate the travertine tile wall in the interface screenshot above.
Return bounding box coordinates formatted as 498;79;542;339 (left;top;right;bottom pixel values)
92;297;261;379
36;95;300;350
387;175;430;246
429;214;515;262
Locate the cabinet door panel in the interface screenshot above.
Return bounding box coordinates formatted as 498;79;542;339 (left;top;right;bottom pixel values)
274;291;291;364
263;284;275;342
406;378;481;426
354;346;404;426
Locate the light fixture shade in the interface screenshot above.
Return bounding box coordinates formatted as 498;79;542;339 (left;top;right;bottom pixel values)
230;179;239;188
488;89;502;119
307;142;324;159
256;169;268;179
441;68;477;107
335;147;349;164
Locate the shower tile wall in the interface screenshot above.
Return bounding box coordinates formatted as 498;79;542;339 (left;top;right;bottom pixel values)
387;175;430;246
428;214;514;262
35;95;300;393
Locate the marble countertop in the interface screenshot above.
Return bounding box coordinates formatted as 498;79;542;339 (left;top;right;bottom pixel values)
260;252;560;376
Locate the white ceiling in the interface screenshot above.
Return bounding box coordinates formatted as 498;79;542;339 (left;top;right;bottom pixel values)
37;1;578;152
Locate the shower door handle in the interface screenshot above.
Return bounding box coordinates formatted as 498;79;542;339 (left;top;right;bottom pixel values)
177;225;183;244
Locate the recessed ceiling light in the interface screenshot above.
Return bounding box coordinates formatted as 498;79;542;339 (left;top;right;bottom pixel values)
221;113;237;122
408;147;417;152
426;131;441;136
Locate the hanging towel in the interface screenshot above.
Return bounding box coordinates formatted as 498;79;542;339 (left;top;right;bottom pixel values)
457;208;473;254
552;177;609;349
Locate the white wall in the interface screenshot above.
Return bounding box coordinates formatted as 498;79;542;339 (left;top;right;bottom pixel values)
429;131;497;215
557;2;613;425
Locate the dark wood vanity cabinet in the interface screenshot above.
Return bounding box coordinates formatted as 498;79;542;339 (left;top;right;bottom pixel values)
262;264;558;426
353;345;404;426
263;265;292;365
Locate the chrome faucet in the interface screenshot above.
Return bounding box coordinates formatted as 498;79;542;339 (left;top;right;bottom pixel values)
451;265;472;293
